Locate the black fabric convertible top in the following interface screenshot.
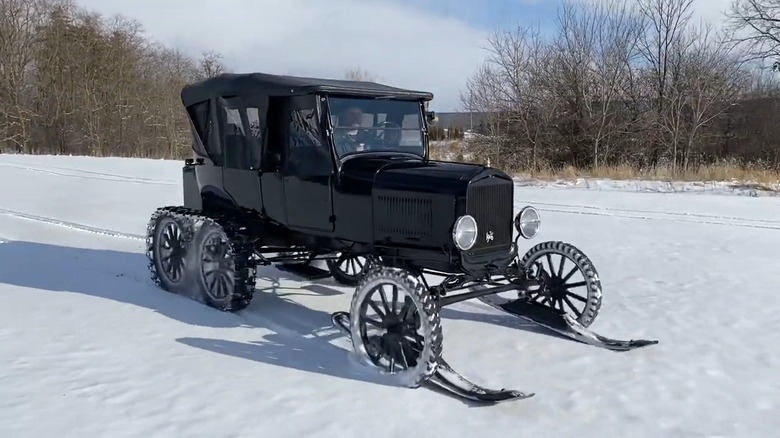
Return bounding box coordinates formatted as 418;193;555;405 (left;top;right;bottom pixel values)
180;72;434;107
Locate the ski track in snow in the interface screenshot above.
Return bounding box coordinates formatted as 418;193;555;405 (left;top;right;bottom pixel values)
531;204;780;231
0;207;145;241
0;161;175;186
1;154;779;438
525;199;780;224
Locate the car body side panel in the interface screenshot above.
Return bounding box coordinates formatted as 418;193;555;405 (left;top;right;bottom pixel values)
223;168;263;213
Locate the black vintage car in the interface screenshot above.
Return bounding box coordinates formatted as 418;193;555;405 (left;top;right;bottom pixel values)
146;72;656;402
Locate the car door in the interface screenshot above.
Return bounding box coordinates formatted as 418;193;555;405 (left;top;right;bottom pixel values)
281;95;335;232
220;97;264;213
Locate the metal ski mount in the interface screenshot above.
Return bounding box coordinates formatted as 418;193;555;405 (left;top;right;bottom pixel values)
330;265;658;404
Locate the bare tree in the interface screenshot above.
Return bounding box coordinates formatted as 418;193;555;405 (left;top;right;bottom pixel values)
0;0;68;152
636;0;696;171
199;50;226;79
726;0;780;68
461;23;558;170
551;0;644;167
345;68;377;82
679;24;748;171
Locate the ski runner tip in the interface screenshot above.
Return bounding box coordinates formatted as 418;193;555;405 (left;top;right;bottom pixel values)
330;311;532;404
478;296;659;352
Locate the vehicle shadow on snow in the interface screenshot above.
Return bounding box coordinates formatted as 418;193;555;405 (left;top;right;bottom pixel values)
0;239;345;329
0;240;404;389
175;292;406;389
0;239;569;397
440;306;572;341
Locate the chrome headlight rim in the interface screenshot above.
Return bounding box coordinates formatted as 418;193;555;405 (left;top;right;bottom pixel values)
452;214;478;251
515;206;541;239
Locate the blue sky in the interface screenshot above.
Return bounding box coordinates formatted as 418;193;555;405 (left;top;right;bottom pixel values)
74;0;729;112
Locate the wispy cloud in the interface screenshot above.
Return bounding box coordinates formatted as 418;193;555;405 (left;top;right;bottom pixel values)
72;0;740;112
73;0;491;111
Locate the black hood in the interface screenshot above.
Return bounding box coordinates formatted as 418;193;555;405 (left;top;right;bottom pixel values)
339;154;487;196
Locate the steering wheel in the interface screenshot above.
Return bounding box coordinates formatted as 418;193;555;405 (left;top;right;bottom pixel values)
375;121;402;147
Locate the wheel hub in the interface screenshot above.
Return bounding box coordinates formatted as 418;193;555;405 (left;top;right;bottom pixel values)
200;233;233;300
356;285;427;373
545;276;568;300
158;221;186;282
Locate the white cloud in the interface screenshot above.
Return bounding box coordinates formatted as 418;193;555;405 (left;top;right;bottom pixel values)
72;0;491;112
69;0;743;112
691;0;732;26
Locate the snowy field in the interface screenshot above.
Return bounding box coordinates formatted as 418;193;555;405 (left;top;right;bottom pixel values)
1;154;778;438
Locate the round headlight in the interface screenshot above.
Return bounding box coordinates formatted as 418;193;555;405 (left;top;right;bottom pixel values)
515;206;541;239
452;215;478;250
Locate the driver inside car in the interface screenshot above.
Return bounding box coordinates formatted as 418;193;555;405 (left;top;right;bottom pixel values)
335;106;371;155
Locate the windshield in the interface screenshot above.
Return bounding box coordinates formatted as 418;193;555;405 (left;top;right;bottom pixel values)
327;97;425;158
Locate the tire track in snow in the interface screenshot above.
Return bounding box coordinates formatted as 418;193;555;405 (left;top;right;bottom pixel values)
0;162;175;186
0;208;145;241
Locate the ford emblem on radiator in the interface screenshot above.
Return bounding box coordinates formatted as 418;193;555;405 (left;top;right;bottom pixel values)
486;231;494;242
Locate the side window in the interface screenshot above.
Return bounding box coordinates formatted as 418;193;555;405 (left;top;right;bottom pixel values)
245;106;263;169
247;107;261;139
289;108;322;149
220;97;261;170
186;101;211;157
286;97;332;177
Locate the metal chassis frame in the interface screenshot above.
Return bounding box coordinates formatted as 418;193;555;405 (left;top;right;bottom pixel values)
251;233;537;309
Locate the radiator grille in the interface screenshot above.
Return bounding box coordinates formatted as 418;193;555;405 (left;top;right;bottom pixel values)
466;178;513;252
376;194;433;238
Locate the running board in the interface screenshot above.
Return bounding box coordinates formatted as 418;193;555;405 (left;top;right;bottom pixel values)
330;311;532;404
478;296;659;352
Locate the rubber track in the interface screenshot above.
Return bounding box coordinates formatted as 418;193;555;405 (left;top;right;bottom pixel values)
145;206;257;311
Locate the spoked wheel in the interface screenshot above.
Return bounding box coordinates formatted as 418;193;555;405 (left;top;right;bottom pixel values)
327;252;374;286
349;267;442;387
192;220;253;311
199;230;235;304
520;241;602;327
148;210;193;292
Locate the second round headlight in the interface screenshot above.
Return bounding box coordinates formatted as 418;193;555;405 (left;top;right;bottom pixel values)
515;206;541;239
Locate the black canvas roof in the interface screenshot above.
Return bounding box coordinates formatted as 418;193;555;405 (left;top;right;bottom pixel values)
181;72;434;107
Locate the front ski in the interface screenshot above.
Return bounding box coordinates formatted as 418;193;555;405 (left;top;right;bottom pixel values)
330;311;533;404
428;359;533;403
478;296;658;352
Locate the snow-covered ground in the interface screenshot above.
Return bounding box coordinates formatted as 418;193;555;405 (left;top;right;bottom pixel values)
1;154;778;438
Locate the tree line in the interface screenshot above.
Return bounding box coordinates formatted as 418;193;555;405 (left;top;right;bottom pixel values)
0;0;226;158
3;0;780;177
461;0;780;175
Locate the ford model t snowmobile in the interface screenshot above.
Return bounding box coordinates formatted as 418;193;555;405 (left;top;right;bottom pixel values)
146;72;657;403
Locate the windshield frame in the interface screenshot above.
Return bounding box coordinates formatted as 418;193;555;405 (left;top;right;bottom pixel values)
323;95;428;162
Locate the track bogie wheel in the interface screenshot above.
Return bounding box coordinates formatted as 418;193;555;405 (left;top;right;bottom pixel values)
191;219;254;311
147;208;194;293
